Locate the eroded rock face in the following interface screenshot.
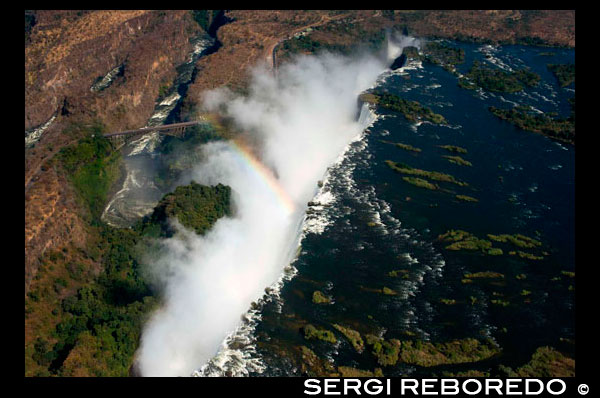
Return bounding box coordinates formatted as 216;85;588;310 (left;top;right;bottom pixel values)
24;10;204;293
25;10;202;132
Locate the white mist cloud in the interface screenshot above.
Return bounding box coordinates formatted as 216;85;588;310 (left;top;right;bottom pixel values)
135;42;408;376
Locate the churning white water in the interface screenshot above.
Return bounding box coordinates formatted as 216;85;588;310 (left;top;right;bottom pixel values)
136;37;416;377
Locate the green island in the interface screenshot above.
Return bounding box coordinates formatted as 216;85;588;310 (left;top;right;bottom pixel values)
303;324;337;343
458;60;541;93
385;160;468;187
509;251;544;260
360;92;446;124
421;42;465;73
332;324;364;353
380;140;422;152
365;334;402;366
437;230;494;252
437;230;547;258
444;155;472;166
547;63;575;87
403;177;438;190
455;194;478;202
400;338;500;367
25;127;232;376
312;290;332;304
489;103;575;144
438;144;467;154
487;233;542;249
464;271;505;279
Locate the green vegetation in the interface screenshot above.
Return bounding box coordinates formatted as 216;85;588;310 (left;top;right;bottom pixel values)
281;35;352;56
388;269;409;278
561;271;575;278
510;251;544;260
400;338;500;367
463;271;504;279
298;345;338;376
547;63;575;87
365;335;401;366
403;177;438;190
421;42;465;73
381;140;421;152
487;233;541;249
58;125;119;223
303;324;337;343
386;160;468;187
437;230;493;252
502;347;575;377
191;10;221;33
26;176;232;376
444;155;472;166
143;181;231;237
489;104;575;144
361;92;446;124
440;298;457;305
491;299;510;307
438;144;467;154
456;195;478;202
486;248;504;256
338;366;383;377
332;324;364;353
312;290;332;304
458;60;540;93
382;286;397;295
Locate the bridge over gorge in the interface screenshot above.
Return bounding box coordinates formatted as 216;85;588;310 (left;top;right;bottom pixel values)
103;120;204;149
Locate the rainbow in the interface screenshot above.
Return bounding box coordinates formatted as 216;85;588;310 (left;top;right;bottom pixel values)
228;139;296;216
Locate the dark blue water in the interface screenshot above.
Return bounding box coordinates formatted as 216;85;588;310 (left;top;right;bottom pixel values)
250;42;575;376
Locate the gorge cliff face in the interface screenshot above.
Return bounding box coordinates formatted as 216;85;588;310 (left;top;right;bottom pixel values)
25;10;204;293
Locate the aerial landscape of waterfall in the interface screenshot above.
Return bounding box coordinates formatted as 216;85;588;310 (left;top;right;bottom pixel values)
25;11;576;383
131;38;574;377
